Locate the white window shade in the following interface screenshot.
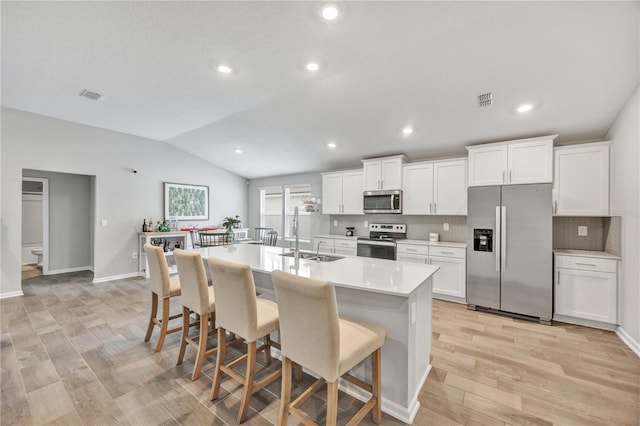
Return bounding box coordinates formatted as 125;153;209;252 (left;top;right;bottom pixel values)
259;184;313;244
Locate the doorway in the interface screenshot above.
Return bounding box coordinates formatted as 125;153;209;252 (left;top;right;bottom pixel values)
21;177;49;275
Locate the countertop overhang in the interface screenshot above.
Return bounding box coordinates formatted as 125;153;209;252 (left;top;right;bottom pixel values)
192;244;439;297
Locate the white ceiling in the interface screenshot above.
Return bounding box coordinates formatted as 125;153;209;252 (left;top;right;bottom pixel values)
2;1;638;179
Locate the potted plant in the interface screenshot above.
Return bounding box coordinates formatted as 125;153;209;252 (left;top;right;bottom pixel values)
222;216;241;230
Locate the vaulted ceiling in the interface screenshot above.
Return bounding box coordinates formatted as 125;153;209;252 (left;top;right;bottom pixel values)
2;1;638;178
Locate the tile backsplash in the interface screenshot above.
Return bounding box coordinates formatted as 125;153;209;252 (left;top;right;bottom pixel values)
328;214;467;242
553;216;621;254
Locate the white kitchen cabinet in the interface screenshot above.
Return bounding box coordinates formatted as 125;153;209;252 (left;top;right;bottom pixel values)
313;236;357;256
402;159;467;215
554;252;618;328
467;135;556;187
362;155;407;190
553;142;610;216
321;170;363;215
397;242;466;302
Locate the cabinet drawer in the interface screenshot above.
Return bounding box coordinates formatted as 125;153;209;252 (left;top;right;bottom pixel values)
555;255;616;273
314;238;334;248
429;246;466;258
333;239;357;249
397;244;429;256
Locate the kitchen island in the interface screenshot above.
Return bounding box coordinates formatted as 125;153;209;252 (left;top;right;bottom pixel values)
192;244;439;424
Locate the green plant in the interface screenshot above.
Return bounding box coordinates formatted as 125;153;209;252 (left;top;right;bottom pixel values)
222;215;241;230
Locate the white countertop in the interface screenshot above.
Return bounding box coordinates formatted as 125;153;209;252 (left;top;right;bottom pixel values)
314;234;467;248
192;244;439;297
553;249;621;260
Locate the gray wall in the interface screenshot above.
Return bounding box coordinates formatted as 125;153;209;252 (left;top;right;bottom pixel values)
248;172;330;250
23;170;93;272
1;107;248;294
606;86;640;350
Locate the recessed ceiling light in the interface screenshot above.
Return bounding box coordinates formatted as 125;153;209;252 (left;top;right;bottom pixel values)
217;64;233;74
517;104;533;113
402;126;414;136
327;142;337;149
234;148;243;154
306;62;320;72
322;5;339;20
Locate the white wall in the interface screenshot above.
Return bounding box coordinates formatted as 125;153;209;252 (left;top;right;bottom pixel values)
1;107;248;295
23;170;93;272
606;86;640;352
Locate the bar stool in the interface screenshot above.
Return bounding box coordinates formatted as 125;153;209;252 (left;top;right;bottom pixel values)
271;270;385;426
173;249;217;380
143;244;183;352
207;257;281;424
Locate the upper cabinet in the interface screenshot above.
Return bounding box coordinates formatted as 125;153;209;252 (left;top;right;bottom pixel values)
322;170;364;215
553;142;610;216
362;155;407;190
467;135;556;186
403;158;467;215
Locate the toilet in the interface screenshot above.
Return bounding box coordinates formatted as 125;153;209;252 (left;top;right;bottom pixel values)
31;247;43;267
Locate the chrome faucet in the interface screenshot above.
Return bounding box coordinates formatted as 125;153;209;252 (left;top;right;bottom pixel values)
293;206;300;262
316;241;324;258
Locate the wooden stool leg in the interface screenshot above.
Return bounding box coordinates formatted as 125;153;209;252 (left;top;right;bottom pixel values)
237;341;257;424
210;327;227;400
144;292;158;342
176;307;190;365
154;297;170;352
191;314;209;380
264;334;272;364
326;380;339;426
278;357;292;426
293;363;303;381
372;348;382;424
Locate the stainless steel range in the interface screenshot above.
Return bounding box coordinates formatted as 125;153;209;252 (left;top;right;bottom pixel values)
357;223;407;260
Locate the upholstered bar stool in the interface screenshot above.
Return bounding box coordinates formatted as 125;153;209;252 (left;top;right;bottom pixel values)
207;257;281;424
271;270;386;426
143;244;183;352
173;249;218;380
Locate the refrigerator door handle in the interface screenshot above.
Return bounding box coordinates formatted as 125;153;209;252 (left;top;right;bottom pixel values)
495;206;501;271
501;206;507;272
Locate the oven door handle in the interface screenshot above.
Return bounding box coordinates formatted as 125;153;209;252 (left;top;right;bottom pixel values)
357;240;397;247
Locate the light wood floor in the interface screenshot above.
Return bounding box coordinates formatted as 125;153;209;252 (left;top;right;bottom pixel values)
1;271;638;425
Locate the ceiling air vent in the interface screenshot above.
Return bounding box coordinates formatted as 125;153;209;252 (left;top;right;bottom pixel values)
477;92;492;108
79;89;102;101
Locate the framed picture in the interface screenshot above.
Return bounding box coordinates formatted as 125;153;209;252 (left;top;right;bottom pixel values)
163;182;209;221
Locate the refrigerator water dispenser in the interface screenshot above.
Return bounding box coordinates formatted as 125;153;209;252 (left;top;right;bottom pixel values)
473;229;493;252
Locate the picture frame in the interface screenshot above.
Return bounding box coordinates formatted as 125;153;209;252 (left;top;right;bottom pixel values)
163;182;209;221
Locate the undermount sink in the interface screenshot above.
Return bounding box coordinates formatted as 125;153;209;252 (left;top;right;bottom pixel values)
279;251;344;262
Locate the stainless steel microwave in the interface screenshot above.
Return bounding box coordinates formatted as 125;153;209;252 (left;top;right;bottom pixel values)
363;190;402;214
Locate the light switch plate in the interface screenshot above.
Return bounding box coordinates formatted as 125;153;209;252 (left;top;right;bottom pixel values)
578;226;588;236
364;220;369;228
101;219;108;227
333;220;338;227
132;252;138;259
443;222;450;231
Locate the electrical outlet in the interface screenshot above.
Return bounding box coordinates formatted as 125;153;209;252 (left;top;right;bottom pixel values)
132;252;138;259
443;222;450;231
333;220;338;227
364;220;369;228
578;226;588;236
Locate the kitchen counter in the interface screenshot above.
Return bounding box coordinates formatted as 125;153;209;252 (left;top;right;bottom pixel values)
553;249;621;260
191;243;436;424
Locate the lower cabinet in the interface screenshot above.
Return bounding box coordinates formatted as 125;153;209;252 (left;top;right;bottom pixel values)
554;253;618;328
397;243;466;303
313;236;357;256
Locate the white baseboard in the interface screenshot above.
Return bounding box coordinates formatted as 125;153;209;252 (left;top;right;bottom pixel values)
616;326;640;357
553;314;617;331
46;266;93;275
0;290;25;299
92;272;140;284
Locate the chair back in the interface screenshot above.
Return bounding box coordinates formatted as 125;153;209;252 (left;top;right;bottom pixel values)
254;227;273;242
272;270;340;381
208;257;258;341
189;230;201;247
173;249;210;315
262;230;278;246
144;244;172;297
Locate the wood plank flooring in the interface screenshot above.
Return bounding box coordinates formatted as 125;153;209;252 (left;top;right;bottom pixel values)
1;270;638;425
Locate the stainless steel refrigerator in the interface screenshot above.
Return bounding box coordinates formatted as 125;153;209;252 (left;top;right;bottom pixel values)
467;184;552;322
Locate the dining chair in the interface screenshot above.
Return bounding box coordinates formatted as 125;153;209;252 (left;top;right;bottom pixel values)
189;229;202;248
173;249;218;380
207;257;281;423
272;270;386;426
262;230;278;246
143;244;183;352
